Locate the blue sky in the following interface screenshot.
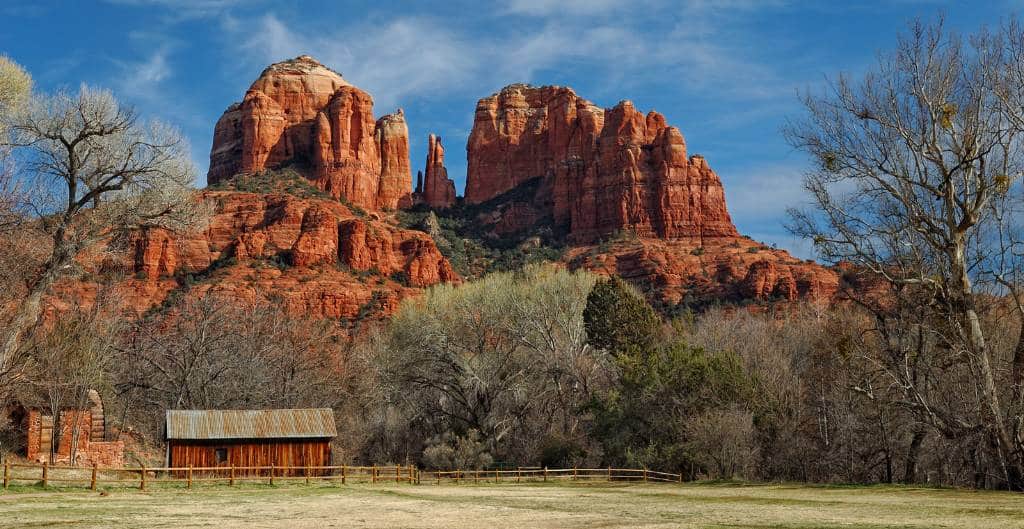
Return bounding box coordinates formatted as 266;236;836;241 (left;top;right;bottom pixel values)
0;1;1016;257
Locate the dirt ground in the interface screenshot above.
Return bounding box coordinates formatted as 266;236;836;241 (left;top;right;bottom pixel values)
1;481;1023;528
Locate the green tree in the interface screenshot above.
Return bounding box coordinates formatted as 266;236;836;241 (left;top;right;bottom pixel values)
590;339;756;474
583;276;660;354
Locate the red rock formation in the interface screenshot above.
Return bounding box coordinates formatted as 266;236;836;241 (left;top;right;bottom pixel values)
564;237;839;307
421;134;456;209
376;111;414;209
51;191;458;325
209;56;412;210
466;84;738;243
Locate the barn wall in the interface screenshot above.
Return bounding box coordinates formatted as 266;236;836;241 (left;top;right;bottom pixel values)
168;438;331;476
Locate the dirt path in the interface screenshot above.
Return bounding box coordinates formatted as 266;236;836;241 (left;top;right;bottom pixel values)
1;482;1022;528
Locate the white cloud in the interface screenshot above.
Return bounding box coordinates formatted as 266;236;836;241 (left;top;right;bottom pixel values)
116;45;173;100
502;0;630;16
229;5;791;112
722;163;809;225
104;0;245;19
239;14;480;111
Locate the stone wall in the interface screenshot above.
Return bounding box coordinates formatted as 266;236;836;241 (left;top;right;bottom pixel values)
26;408;124;466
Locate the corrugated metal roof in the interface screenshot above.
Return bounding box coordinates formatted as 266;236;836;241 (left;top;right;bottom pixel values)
165;409;337;440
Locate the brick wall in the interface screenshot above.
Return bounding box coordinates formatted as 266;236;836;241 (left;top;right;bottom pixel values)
25;408;123;466
26;409;41;462
55;410;93;463
84;441;125;467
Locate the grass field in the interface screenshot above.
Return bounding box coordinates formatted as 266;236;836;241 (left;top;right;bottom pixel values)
1;481;1023;528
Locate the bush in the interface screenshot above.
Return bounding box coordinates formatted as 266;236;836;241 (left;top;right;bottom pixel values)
390;270;410;286
422;430;493;470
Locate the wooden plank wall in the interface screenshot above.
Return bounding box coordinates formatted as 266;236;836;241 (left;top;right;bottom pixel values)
168;439;331;476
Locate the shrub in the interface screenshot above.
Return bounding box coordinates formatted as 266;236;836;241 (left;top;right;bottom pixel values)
390;270;410;286
421;430;493;470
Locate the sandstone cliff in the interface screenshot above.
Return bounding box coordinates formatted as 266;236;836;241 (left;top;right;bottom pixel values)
51;191;457;326
208;56;413;210
564;236;838;308
465;84;739;244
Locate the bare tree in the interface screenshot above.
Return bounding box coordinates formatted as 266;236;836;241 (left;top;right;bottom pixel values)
114;294;353;440
0;81;209;373
25;300;122;463
377;264;607;463
785;18;1024;489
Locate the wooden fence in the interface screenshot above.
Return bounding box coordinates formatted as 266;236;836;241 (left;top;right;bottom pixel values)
1;460;682;491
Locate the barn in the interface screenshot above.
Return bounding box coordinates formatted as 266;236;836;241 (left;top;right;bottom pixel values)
165;409;336;475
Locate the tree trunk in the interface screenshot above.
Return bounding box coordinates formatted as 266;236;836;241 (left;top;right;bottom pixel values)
0;240;70;372
0;284;46;372
903;429;926;483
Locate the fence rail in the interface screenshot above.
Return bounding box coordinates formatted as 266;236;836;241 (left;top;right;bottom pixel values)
1;460;682;491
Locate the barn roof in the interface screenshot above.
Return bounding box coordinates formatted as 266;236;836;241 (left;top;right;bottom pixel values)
165;409;336;440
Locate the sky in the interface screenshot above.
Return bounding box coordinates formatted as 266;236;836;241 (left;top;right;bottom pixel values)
0;1;1017;257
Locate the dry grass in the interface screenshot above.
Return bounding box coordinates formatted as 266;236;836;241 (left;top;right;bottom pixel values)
1;481;1023;528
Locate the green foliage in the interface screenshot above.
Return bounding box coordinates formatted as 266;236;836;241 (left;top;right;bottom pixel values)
208;168;330;200
589;339;757;472
583;276;661;353
209;167;366;217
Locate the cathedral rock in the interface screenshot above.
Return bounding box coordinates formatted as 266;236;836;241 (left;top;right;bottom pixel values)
208;55;413;210
465;84;739;243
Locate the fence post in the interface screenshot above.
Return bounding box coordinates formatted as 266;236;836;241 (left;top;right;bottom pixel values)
495;469;499;483
42;461;48;488
517;467;521;483
608;466;612;482
341;465;347;485
90;463;97;491
435;471;439;485
3;460;9;490
573;466;577;481
230;465;235;486
643;467;648;483
677;472;682;484
543;466;547;482
371;464;376;484
187;465;193;490
474;469;479;484
396;464;400;484
140;465;147;491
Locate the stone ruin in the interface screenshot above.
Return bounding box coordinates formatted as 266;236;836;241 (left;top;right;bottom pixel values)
26;389;124;467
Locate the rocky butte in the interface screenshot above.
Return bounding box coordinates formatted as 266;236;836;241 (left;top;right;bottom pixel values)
464;84;839;305
208;55;413;210
466;84;738;244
